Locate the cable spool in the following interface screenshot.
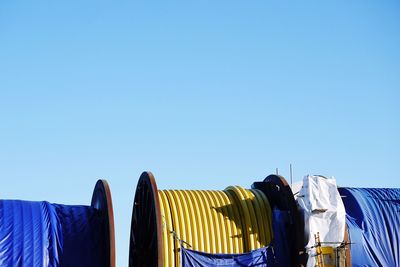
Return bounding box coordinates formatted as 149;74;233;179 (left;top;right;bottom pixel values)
0;179;115;267
252;174;301;267
129;172;273;267
338;187;400;267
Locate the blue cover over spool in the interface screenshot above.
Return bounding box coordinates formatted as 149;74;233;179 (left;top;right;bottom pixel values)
180;246;276;267
0;200;107;267
339;187;400;267
271;208;291;267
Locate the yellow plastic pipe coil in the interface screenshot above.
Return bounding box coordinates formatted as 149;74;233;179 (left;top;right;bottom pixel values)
158;186;273;267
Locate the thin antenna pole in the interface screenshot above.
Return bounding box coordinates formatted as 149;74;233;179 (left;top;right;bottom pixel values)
290;163;293;188
276;168;279;175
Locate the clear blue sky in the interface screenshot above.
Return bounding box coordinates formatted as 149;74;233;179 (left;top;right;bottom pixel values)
1;1;399;265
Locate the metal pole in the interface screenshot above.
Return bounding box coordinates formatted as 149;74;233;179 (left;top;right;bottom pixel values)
290;163;293;188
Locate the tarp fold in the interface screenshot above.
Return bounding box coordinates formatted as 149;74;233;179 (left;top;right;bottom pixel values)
180;246;276;267
339;187;400;267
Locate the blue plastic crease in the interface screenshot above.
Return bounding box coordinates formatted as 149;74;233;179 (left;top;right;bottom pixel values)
0;200;106;267
339;188;400;267
180;246;276;267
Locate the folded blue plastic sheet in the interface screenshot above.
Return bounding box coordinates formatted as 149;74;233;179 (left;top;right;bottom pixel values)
0;200;106;267
271;208;291;267
180;246;276;267
339;188;400;267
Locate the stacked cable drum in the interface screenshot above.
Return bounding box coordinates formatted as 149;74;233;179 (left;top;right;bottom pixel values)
129;172;273;267
338;187;400;267
0;180;115;267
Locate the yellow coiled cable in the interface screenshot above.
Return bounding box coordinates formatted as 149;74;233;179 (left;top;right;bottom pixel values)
158;186;273;267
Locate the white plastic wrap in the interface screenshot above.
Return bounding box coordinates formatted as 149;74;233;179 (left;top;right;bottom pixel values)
296;175;346;267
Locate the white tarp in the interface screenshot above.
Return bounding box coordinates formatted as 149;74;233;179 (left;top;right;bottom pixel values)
296;175;346;267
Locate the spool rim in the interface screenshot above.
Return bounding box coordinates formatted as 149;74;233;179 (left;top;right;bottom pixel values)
256;174;304;266
91;179;116;267
129;171;163;267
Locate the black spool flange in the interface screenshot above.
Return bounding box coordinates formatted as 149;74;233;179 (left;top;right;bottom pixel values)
129;172;163;267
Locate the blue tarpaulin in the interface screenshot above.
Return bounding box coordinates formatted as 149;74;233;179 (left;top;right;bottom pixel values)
271;208;291;267
0;200;106;267
180;246;276;267
339;188;400;267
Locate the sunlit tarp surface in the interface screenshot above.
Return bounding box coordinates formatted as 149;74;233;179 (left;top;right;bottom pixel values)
0;200;106;267
339;188;400;267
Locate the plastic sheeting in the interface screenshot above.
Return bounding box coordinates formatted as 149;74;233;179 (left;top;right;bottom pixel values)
296;175;346;267
271;208;291;267
339;187;400;267
180;246;276;267
0;200;107;267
